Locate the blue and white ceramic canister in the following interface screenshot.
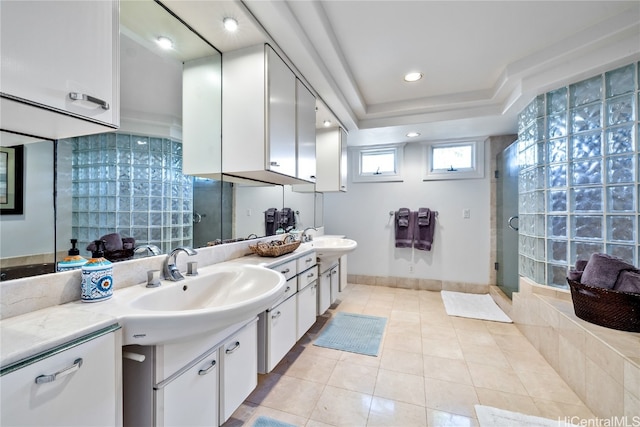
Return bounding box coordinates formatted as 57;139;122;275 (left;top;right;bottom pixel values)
81;240;113;302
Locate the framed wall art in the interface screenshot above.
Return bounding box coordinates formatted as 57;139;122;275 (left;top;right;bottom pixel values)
0;145;24;215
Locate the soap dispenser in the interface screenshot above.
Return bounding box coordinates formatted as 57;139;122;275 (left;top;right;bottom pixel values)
57;239;87;272
81;240;114;302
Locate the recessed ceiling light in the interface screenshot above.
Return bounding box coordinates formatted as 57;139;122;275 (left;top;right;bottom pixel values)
156;36;173;50
323;120;332;127
404;72;423;82
406;132;421;138
223;17;238;32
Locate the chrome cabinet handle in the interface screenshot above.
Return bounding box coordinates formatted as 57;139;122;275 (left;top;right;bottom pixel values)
35;358;83;384
281;268;290;274
68;92;110;110
284;286;291;293
225;341;241;354
307;272;315;278
198;359;216;376
305;258;313;263
272;311;281;319
332;270;337;275
508;215;519;231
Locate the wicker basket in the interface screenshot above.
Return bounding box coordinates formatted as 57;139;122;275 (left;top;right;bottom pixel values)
566;278;640;332
249;236;301;257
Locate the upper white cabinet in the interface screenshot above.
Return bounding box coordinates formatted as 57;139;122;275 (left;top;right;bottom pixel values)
296;79;316;182
0;0;120;139
316;127;348;192
222;44;314;185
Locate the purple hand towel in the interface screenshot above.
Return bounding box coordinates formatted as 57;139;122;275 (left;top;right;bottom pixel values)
581;253;636;289
613;270;640;294
86;233;123;252
568;259;589;281
394;208;414;248
414;208;436;251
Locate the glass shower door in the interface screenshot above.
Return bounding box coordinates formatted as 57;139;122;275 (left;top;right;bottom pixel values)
497;141;520;297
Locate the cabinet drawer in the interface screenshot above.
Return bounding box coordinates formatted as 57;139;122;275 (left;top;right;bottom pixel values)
1;331;117;426
296;252;316;272
297;266;318;291
273;259;297;281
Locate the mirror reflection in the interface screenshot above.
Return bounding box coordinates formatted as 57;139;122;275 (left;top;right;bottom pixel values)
0;0;324;282
0;133;55;280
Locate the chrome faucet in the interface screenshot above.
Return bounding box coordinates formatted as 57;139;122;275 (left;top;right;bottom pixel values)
301;227;317;243
133;244;162;258
164;246;198;281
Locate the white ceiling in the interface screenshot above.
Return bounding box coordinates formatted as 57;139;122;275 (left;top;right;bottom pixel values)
163;0;640;146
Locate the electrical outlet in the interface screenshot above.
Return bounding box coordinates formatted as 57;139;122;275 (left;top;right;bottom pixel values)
409;265;414;274
463;208;471;219
246;209;252;216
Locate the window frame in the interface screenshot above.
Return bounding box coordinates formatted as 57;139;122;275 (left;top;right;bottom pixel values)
351;144;404;183
423;139;485;180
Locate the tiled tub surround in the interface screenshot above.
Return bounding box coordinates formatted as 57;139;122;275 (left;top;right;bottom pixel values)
512;276;640;419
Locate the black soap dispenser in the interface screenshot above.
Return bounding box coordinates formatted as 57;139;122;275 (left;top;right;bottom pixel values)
56;239;87;272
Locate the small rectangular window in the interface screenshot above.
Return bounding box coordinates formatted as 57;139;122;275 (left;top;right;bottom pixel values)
424;140;484;180
351;144;404;182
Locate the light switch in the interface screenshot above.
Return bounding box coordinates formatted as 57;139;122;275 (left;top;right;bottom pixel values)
463;208;471;219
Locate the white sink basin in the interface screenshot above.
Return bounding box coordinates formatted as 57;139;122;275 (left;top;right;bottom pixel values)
113;264;285;345
312;237;357;264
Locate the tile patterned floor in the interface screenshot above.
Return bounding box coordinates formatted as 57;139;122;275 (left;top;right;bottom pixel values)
223;284;596;426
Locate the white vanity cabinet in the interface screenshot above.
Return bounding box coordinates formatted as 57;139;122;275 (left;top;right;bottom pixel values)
122;319;258;427
316;127;348;192
318;267;332;315
219;320;257;424
0;0;120;139
222;43;314;185
296;79;317;182
297;279;318;340
0;327;120;427
258;278;297;374
161;348;218;427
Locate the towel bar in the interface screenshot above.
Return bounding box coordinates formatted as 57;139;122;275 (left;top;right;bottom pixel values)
389;210;438;217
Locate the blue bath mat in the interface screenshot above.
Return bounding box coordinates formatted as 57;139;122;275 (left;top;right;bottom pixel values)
253;416;296;427
314;312;387;356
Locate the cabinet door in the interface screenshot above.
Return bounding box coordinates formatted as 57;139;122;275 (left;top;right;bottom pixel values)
160;352;218;427
297;282;318;340
220;320;258;424
318;270;332;315
330;265;340;304
267;296;297;372
266;46;296;177
0;0;117;126
0;332;117;426
296;79;316;182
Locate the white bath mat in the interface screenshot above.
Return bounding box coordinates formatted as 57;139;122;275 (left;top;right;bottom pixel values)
441;291;512;323
475;405;579;427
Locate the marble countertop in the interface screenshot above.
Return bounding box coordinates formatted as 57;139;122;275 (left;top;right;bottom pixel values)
0;305;118;368
0;242;317;368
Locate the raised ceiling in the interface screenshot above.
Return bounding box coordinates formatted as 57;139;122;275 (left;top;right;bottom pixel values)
163;0;640;146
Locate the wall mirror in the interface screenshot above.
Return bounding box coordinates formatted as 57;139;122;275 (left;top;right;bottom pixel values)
0;0;323;282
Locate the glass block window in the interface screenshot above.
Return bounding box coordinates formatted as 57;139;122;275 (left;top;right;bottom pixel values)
70;132;193;256
518;62;638;288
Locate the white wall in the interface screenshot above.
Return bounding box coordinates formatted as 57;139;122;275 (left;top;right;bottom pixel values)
0;141;55;258
323;141;491;285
